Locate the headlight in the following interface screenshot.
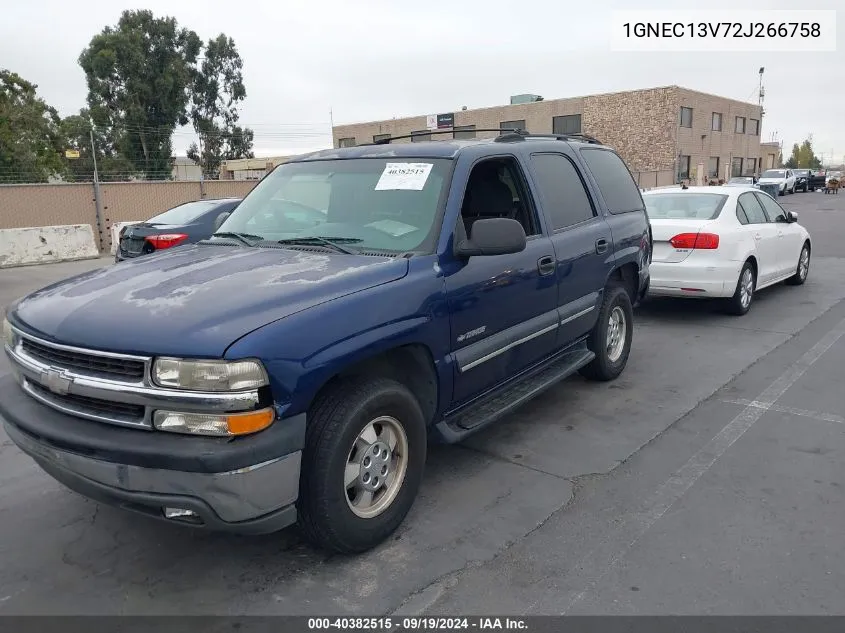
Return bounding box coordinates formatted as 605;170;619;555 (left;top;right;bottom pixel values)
2;317;15;349
153;408;275;436
152;358;269;392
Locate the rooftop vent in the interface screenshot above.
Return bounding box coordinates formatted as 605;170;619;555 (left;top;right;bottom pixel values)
510;94;544;105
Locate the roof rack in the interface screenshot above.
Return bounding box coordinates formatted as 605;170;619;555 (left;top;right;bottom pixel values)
494;131;603;145
367;128;522;145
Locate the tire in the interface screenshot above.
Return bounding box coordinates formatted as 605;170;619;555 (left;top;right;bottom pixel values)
579;285;634;382
725;261;756;316
779;187;785;196
786;242;810;286
297;376;427;554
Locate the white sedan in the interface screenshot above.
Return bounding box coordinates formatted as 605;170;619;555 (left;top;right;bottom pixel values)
643;185;811;315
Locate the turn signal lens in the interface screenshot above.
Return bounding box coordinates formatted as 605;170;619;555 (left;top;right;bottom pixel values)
669;232;720;250
145;233;189;249
153;407;275;436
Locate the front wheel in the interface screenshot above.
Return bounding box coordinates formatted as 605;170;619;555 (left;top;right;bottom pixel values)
726;262;755;315
786;243;810;286
297;377;427;554
579;285;634;382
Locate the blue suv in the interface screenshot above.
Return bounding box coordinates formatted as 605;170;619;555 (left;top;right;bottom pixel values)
1;131;651;553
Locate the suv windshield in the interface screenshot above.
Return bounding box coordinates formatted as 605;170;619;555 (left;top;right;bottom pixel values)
761;170;786;178
217;158;452;253
147;200;229;225
644;193;728;220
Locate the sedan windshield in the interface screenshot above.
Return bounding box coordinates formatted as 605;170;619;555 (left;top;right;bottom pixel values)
644;193;729;220
216;158;452;253
147;200;228;225
761;170;786;178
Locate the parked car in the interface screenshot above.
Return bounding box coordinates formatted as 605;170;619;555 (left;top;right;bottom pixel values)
644;185;811;315
791;169;826;192
757;168;796;196
114;197;241;262
1;131;652;553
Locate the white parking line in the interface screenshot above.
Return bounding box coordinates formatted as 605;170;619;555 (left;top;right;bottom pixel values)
555;315;845;615
721;398;845;426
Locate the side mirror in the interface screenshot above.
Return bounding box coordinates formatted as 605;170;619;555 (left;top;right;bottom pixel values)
213;211;231;231
455;217;527;257
787;211;798;223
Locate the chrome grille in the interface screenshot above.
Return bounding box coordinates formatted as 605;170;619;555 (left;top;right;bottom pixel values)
27;380;146;424
21;338;145;380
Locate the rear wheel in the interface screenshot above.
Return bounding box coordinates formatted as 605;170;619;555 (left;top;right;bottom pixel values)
297;377;427;554
726;262;755;316
579;285;633;382
786;243;810;286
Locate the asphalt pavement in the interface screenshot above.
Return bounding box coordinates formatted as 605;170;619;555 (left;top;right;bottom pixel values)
1;189;844;615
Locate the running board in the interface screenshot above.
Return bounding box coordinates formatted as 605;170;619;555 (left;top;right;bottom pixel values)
435;344;595;444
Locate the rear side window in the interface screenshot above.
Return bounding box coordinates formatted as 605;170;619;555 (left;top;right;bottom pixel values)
579;148;644;214
530;153;596;230
737;192;768;224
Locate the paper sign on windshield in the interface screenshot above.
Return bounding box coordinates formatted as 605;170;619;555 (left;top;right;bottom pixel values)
375;163;433;191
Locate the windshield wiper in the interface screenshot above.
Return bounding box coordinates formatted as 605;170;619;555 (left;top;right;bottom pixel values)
276;236;362;255
211;231;264;245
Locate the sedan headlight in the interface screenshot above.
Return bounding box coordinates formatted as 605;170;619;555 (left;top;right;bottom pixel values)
152;358;269;392
2;317;16;349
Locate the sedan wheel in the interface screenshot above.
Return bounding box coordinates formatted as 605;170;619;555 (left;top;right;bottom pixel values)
787;244;811;286
726;263;755;316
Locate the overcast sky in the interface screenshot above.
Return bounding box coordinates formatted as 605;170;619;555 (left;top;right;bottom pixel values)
2;0;843;164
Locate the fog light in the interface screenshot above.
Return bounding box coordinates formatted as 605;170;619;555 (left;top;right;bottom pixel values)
153;408;275;436
164;507;200;521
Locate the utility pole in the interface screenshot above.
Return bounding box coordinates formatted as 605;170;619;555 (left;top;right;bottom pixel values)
329;107;335;148
90;127;106;252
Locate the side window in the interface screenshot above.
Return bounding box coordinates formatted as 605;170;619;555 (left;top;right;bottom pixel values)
530;153;596;231
755;193;787;222
460;157;540;237
737;192;768;224
579;148;644;214
735;200;750;225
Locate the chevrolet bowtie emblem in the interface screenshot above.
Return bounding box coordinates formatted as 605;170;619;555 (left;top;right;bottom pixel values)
41;368;73;395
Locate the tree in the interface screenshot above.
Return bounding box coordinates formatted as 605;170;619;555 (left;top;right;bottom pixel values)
785;136;822;170
0;69;64;183
186;34;254;178
78;10;202;179
60;109;137;182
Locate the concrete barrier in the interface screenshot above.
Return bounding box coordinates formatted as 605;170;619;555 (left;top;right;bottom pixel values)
110;221;142;255
0;225;100;268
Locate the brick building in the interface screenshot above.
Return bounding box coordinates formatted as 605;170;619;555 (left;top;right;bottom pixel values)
332;85;765;188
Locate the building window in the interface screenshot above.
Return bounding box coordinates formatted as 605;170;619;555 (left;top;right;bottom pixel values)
552;114;582;135
749;118;759;135
500;119;526;132
453;125;476;140
680;107;693;128
731;157;744;177
373;133;391;143
678;155;691;180
712;112;722;131
337;137;356;148
746;157;758;176
410;130;431;142
735;116;746;134
708;156;720;178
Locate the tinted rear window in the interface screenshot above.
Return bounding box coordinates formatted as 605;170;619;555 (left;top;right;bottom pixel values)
579;148;644;214
644;193;728;220
147;200;231;225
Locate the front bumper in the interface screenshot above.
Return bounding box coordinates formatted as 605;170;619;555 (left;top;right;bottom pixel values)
0;374;306;533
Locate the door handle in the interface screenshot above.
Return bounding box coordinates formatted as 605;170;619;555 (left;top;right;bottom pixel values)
595;238;609;254
537;255;556;276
